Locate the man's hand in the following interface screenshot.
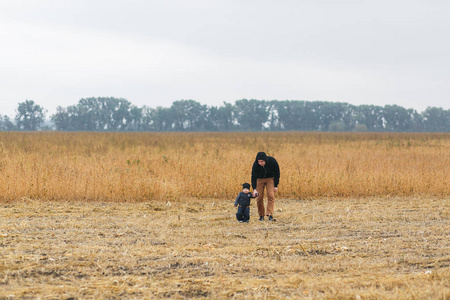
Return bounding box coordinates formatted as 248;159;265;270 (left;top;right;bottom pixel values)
253;190;259;197
274;187;278;192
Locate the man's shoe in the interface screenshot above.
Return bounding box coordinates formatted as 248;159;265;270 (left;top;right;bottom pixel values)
259;216;264;221
268;215;276;221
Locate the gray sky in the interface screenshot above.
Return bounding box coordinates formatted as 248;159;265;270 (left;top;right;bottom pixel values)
1;0;449;118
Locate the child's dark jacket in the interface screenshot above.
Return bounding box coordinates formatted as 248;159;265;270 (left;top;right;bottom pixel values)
234;192;255;207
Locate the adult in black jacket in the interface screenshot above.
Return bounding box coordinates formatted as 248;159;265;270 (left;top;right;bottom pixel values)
251;152;280;221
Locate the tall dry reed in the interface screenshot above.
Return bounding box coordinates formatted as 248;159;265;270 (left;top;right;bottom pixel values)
0;132;448;201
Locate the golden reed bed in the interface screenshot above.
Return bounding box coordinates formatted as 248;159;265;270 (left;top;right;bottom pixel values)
0;132;448;201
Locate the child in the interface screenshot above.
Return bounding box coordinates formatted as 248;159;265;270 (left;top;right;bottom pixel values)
234;183;257;223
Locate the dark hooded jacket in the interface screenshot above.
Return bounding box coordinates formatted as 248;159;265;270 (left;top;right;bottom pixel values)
234;191;256;207
251;152;280;189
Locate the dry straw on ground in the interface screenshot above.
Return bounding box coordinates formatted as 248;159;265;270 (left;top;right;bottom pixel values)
0;132;449;201
0;197;449;298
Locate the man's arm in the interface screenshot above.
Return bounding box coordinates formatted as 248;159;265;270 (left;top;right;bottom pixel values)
273;158;280;188
251;161;258;190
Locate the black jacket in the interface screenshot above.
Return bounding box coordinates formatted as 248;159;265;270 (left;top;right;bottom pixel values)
234;192;255;207
251;152;280;189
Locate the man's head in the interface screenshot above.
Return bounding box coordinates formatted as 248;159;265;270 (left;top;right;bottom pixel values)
255;152;267;166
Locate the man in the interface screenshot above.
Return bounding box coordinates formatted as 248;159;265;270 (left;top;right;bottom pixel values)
251;152;280;221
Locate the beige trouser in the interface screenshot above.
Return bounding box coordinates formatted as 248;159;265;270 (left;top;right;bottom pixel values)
256;178;275;217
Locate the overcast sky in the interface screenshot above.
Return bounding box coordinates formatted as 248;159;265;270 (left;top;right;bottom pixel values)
1;0;449;118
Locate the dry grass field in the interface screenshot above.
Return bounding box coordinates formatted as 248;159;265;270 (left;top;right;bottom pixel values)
0;132;449;201
1;197;449;299
0;132;449;298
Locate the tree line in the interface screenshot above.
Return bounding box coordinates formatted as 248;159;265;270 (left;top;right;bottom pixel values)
1;98;449;132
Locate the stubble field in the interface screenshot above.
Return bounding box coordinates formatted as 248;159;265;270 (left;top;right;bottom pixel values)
1;197;449;299
0;132;449;298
